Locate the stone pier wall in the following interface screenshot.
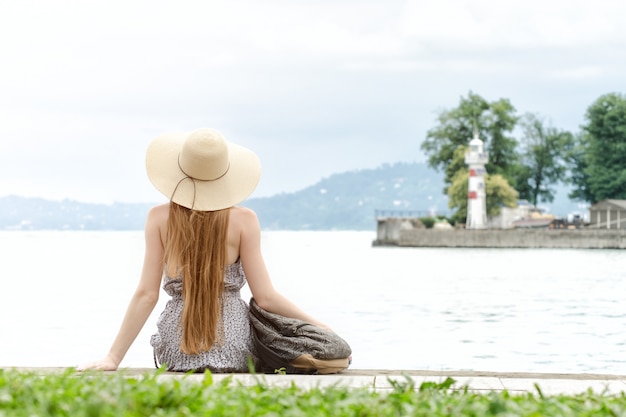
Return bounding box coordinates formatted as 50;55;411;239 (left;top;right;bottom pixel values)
373;218;626;249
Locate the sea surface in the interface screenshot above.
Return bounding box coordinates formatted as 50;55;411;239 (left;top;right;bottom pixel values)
1;230;625;374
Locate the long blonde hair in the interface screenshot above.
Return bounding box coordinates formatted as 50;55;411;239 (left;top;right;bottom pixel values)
164;202;230;355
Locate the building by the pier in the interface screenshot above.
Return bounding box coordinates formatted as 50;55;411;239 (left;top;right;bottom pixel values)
588;199;626;229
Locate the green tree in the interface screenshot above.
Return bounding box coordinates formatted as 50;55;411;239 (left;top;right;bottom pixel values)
421;91;519;191
566;133;594;202
483;98;519;179
448;171;518;224
569;92;626;202
515;113;574;206
444;145;470;192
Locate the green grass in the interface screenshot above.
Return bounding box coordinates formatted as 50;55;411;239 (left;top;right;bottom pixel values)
1;368;626;416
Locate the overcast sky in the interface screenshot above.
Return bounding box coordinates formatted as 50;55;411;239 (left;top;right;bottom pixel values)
1;0;624;204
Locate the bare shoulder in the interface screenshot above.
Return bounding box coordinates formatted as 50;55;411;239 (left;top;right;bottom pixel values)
230;206;259;224
147;203;169;219
144;204;169;246
145;203;169;230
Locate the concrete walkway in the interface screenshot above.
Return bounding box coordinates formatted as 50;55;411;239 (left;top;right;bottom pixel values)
6;368;626;395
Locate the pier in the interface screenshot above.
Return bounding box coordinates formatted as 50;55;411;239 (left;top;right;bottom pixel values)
374;218;626;249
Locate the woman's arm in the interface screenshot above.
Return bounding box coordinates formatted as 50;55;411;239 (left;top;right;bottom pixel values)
79;206;166;370
238;207;330;329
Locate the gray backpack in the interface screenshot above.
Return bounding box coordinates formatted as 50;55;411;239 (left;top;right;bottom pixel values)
248;298;352;374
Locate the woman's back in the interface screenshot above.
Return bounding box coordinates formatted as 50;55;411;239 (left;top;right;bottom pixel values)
152;203;253;267
79;129;328;372
150;257;256;372
147;203;264;372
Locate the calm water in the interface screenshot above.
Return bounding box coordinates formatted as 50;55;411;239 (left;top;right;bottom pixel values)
1;230;625;374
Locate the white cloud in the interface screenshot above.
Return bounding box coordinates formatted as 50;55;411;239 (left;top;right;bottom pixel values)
400;0;626;49
0;0;624;203
550;66;609;80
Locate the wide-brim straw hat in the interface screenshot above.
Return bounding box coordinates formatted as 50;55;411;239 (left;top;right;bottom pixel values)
146;128;261;211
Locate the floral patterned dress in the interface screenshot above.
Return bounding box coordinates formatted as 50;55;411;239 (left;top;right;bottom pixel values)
150;259;257;372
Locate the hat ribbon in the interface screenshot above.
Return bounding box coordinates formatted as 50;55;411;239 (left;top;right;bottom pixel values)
171;156;231;209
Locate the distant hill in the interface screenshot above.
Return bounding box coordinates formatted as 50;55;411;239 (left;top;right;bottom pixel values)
0;162;580;231
0;195;152;230
245;162;448;230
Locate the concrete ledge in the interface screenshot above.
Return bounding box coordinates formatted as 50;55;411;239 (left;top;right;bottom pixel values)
4;368;626;395
374;227;626;249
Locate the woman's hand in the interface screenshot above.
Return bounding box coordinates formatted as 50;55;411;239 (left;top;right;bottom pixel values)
77;355;119;371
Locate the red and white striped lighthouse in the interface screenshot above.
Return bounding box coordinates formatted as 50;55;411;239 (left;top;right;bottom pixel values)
464;130;488;229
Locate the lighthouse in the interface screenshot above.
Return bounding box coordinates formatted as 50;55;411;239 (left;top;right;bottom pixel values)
464;130;488;229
